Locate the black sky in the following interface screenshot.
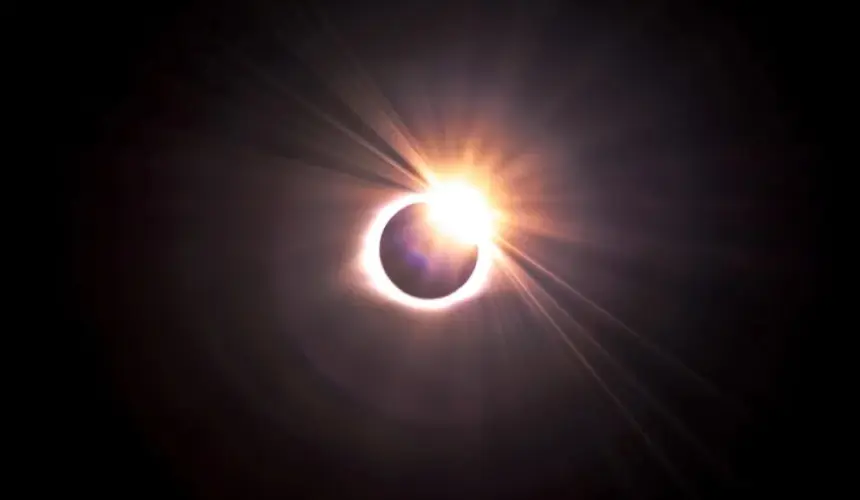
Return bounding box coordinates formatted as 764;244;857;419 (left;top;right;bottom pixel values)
56;1;824;499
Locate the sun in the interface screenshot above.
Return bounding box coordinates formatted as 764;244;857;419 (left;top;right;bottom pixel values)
360;179;500;311
424;180;496;246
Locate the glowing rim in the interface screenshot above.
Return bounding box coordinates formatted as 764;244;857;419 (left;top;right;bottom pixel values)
361;192;494;311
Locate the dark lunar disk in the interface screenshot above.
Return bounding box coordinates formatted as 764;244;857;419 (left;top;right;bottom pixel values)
379;202;479;300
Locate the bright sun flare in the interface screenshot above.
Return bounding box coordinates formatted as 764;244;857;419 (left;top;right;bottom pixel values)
424;181;496;246
361;180;498;311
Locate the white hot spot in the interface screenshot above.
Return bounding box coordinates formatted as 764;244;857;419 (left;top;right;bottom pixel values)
425;181;495;246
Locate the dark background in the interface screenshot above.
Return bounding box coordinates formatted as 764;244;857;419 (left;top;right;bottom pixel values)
53;0;824;498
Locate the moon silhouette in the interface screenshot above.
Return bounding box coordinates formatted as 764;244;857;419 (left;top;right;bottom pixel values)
378;202;479;300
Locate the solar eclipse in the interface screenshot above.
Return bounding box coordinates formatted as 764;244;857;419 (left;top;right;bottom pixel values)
361;179;498;310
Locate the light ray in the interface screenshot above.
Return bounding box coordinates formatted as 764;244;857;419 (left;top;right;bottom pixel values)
224;45;428;190
497;237;733;405
497;255;696;498
508;254;736;483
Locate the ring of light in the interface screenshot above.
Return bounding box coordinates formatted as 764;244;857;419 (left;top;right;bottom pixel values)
361;192;493;311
